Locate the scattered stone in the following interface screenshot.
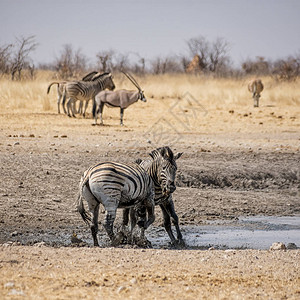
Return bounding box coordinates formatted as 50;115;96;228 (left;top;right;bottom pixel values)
14;142;20;146
29;134;35;138
243;113;248;117
270;242;286;251
130;278;137;285
61;135;67;138
287;243;297;249
8;289;25;296
33;241;47;247
229;110;234;114
11;231;18;237
4;282;15;288
208;247;215;251
117;286;126;293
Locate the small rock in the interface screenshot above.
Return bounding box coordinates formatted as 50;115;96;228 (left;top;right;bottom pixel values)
130;278;137;284
14;142;20;146
117;286;126;293
287;243;297;249
33;241;47;247
270;242;286;251
4;281;15;288
61;135;67;138
208;247;215;251
29;134;35;137
8;289;25;296
11;231;18;237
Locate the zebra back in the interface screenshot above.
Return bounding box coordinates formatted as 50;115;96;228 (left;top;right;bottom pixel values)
82;161;153;203
65;73;115;101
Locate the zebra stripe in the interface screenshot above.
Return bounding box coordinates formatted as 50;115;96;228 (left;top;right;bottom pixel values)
76;160;155;246
63;72;115;117
123;146;184;246
47;71;98;115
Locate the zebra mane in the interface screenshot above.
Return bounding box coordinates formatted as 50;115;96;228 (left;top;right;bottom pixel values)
91;72;111;81
149;146;174;162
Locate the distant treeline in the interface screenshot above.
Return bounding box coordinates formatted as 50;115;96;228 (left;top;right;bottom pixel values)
1;35;299;81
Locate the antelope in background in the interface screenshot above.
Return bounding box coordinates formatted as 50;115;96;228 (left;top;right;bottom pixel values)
93;71;146;126
248;79;264;107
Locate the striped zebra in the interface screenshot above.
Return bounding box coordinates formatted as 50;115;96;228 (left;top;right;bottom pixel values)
123;146;184;246
62;72;115;117
47;71;98;114
76;161;155;247
248;79;264;107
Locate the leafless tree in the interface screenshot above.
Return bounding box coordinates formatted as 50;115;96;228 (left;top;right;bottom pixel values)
113;53;129;71
150;56;182;74
185;36;231;75
209;37;230;73
54;44;87;79
11;35;37;80
272;54;300;81
0;43;13;76
242;56;270;76
96;50;115;72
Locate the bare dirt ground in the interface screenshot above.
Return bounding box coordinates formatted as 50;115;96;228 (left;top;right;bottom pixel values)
0;97;300;298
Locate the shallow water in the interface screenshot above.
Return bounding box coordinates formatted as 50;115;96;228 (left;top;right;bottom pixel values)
4;216;300;250
148;216;300;250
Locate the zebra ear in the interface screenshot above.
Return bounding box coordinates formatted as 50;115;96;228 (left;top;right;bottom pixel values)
174;152;183;160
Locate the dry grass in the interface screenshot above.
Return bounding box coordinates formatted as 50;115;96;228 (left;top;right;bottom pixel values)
0;71;299;113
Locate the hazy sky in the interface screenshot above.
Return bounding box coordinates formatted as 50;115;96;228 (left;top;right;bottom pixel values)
1;0;299;67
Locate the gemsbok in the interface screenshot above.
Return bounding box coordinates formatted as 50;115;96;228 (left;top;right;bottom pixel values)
93;71;146;126
248;79;264;107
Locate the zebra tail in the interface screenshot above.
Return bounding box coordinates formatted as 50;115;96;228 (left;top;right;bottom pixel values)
47;82;58;94
76;173;92;225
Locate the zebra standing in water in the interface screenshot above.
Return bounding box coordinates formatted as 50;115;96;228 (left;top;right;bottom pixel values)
248;79;264;107
76;160;155;247
47;71;98;114
62;72;115;117
123;146;184;247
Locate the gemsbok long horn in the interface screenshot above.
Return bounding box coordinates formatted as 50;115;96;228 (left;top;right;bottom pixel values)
121;71;142;91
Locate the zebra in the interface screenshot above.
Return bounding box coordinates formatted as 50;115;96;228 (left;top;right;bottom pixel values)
122;146;184;247
93;72;146;126
76;160;155;247
62;72;116;117
248;79;264;107
47;71;98;114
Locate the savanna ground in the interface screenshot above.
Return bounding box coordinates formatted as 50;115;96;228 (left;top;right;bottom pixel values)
0;72;299;299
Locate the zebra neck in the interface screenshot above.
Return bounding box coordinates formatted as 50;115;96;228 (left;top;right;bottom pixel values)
149;160;161;187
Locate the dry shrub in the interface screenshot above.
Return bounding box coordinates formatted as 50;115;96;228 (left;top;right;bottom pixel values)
0;71;299;114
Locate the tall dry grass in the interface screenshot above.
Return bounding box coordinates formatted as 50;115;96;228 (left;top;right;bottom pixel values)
0;71;299;113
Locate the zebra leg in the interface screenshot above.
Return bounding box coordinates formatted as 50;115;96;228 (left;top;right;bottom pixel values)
99;102;104;125
160;204;177;245
83;100;89;118
71;100;77;117
120;108;124;126
82;185;101;246
62;92;68;115
66;98;72;117
165;197;185;246
57;94;61;114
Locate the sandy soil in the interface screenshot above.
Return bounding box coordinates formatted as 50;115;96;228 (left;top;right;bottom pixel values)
0;97;299;298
